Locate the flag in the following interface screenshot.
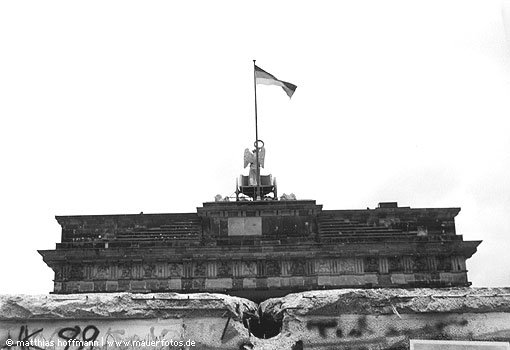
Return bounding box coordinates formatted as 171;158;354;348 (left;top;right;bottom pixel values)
255;65;297;98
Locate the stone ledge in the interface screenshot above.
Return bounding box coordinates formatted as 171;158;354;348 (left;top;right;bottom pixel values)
261;287;510;320
0;293;257;320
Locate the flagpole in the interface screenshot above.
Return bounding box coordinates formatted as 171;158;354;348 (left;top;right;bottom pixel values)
253;59;261;201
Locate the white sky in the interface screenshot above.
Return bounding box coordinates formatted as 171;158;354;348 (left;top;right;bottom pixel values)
1;0;510;294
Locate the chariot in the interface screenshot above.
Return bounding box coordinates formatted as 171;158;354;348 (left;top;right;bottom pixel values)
236;174;277;201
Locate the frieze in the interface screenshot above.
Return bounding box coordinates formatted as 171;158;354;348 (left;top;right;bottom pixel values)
168;263;183;277
119;264;132;279
317;259;331;274
193;262;206;277
338;258;357;274
266;260;280;276
290;260;306;275
364;257;379;273
388;257;401;272
95;264;109;279
69;265;84;280
218;261;232;277
413;257;429;272
438;256;453;271
143;264;156;278
242;261;257;276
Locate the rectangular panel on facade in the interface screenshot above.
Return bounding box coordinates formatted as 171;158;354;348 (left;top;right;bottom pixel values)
410;340;510;350
228;217;262;236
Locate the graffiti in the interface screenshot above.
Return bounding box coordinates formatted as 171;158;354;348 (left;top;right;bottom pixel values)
347;317;372;338
58;326;99;350
306;316;470;340
306;320;338;338
0;319;234;350
1;325;45;350
385;319;469;339
221;317;231;341
302;316;474;349
1;325;100;350
306;317;371;339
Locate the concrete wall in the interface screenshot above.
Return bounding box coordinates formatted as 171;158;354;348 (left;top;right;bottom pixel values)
257;288;510;350
4;289;510;350
0;293;255;350
280;312;510;349
0;318;247;350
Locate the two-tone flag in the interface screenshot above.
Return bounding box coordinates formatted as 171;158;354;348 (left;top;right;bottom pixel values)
255;65;297;98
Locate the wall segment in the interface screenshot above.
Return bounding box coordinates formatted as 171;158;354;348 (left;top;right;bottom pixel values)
2;289;510;350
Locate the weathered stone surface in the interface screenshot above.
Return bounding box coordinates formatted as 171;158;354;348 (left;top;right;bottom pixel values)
261;287;510;320
252;287;510;350
2;289;510;350
0;292;257;320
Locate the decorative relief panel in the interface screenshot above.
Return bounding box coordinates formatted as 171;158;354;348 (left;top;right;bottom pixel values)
290;260;305;275
338;258;356;273
194;262;206;277
96;263;109;279
119;264;132;279
364;257;379;273
242;261;257;276
143;264;156;278
317;259;331;273
388;257;401;272
266;260;280;276
168;263;183;277
413;257;429;272
69;265;84;280
217;261;232;277
437;256;452;271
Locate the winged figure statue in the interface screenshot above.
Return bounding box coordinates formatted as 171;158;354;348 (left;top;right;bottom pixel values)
244;146;265;185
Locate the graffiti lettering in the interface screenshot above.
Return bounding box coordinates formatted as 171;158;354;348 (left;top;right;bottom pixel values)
58;326;99;350
306;317;374;340
384;319;469;339
348;316;372;338
1;326;45;350
306;320;338;338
